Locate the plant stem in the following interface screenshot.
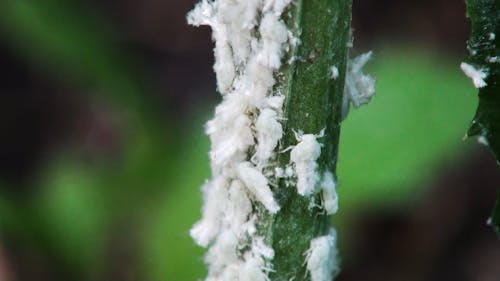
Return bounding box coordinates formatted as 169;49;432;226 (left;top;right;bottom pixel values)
261;1;353;280
463;0;500;236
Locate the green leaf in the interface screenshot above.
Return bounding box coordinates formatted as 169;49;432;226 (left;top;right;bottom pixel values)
339;48;476;206
463;0;500;236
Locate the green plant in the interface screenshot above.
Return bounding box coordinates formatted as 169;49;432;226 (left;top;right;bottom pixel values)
187;0;374;280
462;0;500;235
189;0;499;280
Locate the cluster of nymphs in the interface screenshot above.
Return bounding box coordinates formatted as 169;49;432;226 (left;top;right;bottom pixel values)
187;1;374;280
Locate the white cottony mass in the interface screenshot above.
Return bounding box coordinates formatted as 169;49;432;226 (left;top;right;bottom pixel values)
342;51;376;120
188;1;293;279
186;0;362;279
306;229;340;281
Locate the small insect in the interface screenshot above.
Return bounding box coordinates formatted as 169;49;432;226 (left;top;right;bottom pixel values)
190;177;229;247
240;254;270;281
242;0;261;28
208;112;254;173
257;13;289;69
217;264;239;281
226;180;253;233
237;161;280;214
342;52;375;120
460;62;488;88
305;229;339;281
319;171;338;215
187;0;237;94
205;229;239;274
289;129;324;196
253;108;283;167
263;0;293;16
330;65;339;80
252;236;275;260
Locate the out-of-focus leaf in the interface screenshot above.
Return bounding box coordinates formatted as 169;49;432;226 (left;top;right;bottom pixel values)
339;47;476;207
0;185;32;239
463;0;500;235
0;0;180;217
35;160;106;276
141;123;210;281
0;0;159;124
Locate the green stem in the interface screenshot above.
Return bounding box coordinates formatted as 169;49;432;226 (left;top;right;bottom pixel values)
261;1;352;280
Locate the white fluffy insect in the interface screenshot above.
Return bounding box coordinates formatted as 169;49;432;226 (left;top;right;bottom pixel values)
478;135;489;146
218;1;254;66
253;108;283;167
208;113;255;174
460;62;488;88
241;57;277;108
265;94;285;110
237;161;280;213
226;180;253;233
213;38;237;93
342;52;376;120
205;92;256;174
241;0;262;28
330;65;339;80
319;171;338;215
187;0;236;94
252;236;275;260
305;229;339;281
190;177;229;247
263;0;292;16
211;264;239;281
257;13;289;69
290;130;323;196
239;254;271;281
205;229;239;275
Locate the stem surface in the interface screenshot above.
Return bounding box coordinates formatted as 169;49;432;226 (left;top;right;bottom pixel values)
261;1;352;280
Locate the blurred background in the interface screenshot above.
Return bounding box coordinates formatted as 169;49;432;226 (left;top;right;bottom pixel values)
0;0;498;280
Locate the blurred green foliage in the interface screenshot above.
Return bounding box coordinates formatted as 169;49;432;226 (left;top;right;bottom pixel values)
36;163;107;276
339;48;476;207
0;1;480;280
0;0;160;125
